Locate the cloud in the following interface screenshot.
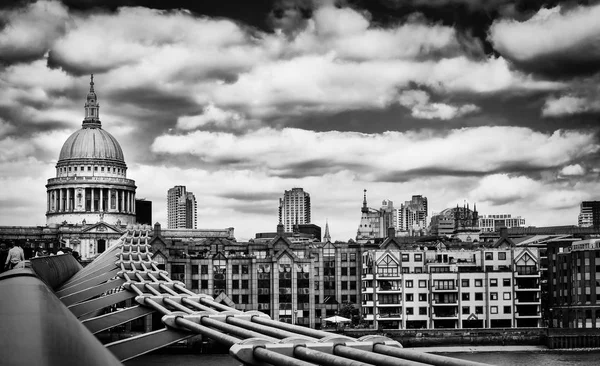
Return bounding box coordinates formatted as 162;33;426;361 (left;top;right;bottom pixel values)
176;104;253;131
397;90;479;120
560;164;585;177
0;1;68;63
151;126;598;178
542;94;600;117
489;4;600;77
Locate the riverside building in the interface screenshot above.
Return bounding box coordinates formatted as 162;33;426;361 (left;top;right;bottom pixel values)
361;232;542;329
167;186;197;229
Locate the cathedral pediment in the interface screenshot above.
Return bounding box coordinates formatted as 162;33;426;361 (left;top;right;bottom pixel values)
82;222;123;234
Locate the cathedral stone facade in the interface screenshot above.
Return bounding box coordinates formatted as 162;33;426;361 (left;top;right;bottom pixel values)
46;75;137;227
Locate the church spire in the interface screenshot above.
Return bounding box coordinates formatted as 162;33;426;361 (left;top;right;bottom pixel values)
83;74;101;128
323;220;331;242
362;189;368;213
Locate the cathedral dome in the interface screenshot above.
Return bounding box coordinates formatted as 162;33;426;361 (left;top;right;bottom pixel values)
58;127;124;163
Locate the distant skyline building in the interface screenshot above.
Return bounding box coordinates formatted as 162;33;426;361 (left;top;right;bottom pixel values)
279;188;311;233
356;190;395;244
167;185;197;229
135;199;152;225
478;214;526;233
396;195;428;235
429;202;479;241
578;201;600;228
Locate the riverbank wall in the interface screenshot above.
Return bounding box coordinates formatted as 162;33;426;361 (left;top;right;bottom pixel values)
546;328;600;349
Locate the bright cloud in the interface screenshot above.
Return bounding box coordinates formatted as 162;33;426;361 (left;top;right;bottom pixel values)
151;126;598;176
542;94;600;117
397;90;480;120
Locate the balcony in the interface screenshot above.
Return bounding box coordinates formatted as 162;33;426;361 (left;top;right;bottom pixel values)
432;299;458;306
515;267;540;277
515;298;541;305
362;301;374;307
432;285;458;292
432;313;458;319
376;287;402;293
514;284;540;291
377;301;402;307
378;312;402;320
515;312;541;318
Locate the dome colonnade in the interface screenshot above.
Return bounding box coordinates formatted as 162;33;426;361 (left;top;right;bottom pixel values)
46;75;137;226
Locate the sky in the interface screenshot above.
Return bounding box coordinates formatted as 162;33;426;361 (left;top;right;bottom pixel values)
0;0;599;241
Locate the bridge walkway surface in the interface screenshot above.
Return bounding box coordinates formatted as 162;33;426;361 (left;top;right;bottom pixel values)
0;225;492;366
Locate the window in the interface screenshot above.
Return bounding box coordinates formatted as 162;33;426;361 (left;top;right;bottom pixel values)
94;166;98;171
418;293;427;302
419;307;427;315
462;293;470;301
402;254;409;261
350;267;357;276
201;265;208;274
232;280;239;289
406;280;413;288
192;279;199;289
485;252;493;260
342;282;348;290
242;295;249;304
88;166;91;171
201;279;208;288
242;280;249;289
462;279;470;287
475;293;483;301
503;292;511;300
414;267;423;273
101;167;104;172
414;254;423;262
475;306;483;314
350;253;356;262
342;253;347;261
503;279;511;286
419;280;427;288
504;306;511;314
490;292;498;300
475;279;483;287
341;268;348;276
491;306;498;314
406;294;414;302
242;265;249;274
462;306;470;315
499;252;507;260
406;307;414;315
192;265;199;275
350;281;356;290
232;265;239;274
490;279;498;287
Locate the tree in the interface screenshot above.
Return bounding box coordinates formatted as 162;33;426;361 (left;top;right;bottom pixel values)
339;302;359;325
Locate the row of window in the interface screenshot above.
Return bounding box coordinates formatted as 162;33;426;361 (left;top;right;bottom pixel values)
59;165;124;174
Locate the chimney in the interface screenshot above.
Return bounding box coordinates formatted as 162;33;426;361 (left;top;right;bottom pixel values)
387;226;395;239
499;227;508;238
277;223;285;236
154;222;161;237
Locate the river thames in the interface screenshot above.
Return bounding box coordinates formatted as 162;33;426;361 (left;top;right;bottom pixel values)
125;349;600;366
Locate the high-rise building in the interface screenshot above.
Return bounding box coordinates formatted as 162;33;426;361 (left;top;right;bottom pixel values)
279;188;311;232
397;195;428;235
578;201;600;228
167;186;197;229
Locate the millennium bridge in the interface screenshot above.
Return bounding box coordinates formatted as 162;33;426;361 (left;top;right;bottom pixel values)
0;226;489;366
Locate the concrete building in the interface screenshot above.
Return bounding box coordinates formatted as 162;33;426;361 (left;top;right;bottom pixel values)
397;195;428;235
279;188;311;233
361;236;542;329
167;186;197;229
548;238;600;328
578;201;600;228
356;190;395;244
479;214;526;233
46;75;137;227
135;199;152;225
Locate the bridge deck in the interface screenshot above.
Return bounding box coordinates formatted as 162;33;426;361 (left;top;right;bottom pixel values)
1;225;492;366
